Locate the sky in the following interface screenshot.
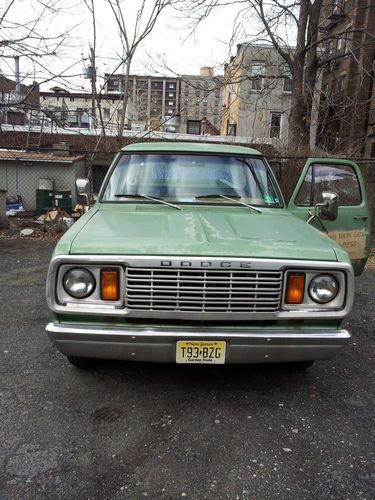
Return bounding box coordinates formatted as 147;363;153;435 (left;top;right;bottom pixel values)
1;0;248;92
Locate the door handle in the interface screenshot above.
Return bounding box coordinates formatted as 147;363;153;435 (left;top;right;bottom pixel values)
353;216;368;220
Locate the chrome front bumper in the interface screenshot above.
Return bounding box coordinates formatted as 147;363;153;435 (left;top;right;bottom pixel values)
45;323;351;364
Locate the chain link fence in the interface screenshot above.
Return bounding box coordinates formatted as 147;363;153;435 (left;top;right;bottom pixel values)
0;150;87;214
1;148;373;247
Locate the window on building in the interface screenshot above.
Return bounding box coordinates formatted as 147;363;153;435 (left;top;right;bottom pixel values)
283;65;292;93
70;97;75;102
227;123;237;136
340;75;346;92
270;113;282;139
187;120;201;134
250;62;265;91
80;113;89;127
332;0;344;13
103;108;110;119
345;29;351;51
337;35;343;54
332;79;337;95
67;113;78;124
107;79;119;92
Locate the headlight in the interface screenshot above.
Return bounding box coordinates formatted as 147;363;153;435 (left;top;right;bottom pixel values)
308;274;338;304
63;268;95;298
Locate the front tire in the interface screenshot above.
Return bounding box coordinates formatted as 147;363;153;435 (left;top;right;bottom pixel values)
66;355;97;369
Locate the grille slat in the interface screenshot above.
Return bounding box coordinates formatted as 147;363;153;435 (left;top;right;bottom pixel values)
125;267;283;313
127;286;281;293
126;295;280;303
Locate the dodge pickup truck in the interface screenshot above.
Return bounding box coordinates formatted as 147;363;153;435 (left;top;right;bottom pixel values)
45;142;371;369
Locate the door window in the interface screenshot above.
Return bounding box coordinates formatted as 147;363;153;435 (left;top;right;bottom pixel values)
295;163;361;207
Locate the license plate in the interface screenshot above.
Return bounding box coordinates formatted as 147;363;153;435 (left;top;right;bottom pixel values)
176;341;226;364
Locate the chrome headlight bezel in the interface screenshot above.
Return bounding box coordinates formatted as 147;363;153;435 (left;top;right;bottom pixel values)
282;269;345;312
308;274;339;304
63;268;96;299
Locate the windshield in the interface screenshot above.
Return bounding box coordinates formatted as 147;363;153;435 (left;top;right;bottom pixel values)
101;153;283;207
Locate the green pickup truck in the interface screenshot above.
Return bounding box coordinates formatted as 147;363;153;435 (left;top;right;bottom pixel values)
45;142;371;369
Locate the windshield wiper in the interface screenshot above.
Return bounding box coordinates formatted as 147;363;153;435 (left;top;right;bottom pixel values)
114;193;182;210
195;194;262;213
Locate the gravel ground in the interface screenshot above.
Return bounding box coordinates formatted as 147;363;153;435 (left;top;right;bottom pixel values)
0;238;374;500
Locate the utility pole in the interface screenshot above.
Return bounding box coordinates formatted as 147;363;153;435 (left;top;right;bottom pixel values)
84;46;97;129
14;55;21;95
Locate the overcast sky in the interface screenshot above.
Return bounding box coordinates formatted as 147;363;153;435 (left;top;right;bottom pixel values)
1;0;249;91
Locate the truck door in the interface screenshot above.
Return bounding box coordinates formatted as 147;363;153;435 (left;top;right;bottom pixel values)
287;158;371;275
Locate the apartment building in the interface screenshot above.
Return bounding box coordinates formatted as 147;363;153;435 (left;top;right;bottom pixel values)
40;89;136;131
317;0;375;156
104;74;180;132
180;67;222;134
220;44;293;143
0;75;39;126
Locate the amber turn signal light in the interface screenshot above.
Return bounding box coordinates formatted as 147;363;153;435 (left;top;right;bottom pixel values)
286;273;305;304
101;269;119;301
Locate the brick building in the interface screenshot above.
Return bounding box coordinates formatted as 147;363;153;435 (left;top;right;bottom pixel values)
317;0;375;157
0;75;39;126
180;67;222;134
104;74;181;132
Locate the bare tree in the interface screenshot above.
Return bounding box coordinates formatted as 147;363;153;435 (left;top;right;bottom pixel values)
180;0;373;153
0;0;82;124
106;0;175;136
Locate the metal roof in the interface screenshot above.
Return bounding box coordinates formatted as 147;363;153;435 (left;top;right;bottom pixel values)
0;150;85;163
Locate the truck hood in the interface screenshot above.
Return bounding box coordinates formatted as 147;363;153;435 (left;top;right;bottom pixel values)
68;204;338;261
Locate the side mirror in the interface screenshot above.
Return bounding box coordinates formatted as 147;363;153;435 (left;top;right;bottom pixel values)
76;178;91;205
318;192;339;221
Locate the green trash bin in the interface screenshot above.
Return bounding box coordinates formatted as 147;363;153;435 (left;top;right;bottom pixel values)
54;190;72;213
36;189;53;214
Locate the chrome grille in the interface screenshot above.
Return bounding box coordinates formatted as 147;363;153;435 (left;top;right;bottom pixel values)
125;267;283;312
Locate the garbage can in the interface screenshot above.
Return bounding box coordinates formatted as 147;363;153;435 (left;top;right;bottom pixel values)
36;189;53;214
54;190;72;213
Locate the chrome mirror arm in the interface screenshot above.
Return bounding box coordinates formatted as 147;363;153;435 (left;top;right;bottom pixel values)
306;203;328;232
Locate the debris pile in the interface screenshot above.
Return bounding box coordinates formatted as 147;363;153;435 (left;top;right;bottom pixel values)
1;204;86;240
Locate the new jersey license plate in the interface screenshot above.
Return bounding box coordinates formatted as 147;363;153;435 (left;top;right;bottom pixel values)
176;341;226;364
